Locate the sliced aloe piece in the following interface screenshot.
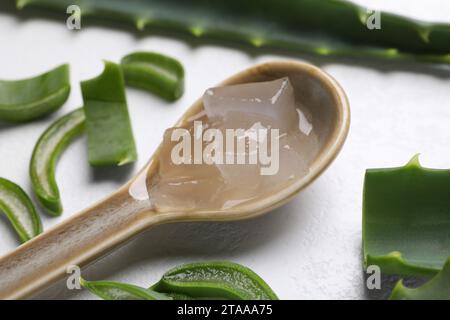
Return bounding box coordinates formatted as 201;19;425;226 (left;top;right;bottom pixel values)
30;108;85;216
16;0;450;65
0;64;70;122
121;52;184;101
80;278;172;300
81;61;137;166
151;261;278;300
390;257;450;300
363;155;450;277
0;178;42;243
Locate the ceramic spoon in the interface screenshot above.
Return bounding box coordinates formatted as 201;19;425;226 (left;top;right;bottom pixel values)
0;61;350;299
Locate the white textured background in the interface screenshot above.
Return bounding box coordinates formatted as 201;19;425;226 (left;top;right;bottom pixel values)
0;1;449;300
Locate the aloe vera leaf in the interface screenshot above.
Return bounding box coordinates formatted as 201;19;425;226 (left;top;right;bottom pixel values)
0;178;42;243
81;61;137;167
121;52;184;101
0;64;70;122
390;257;450;300
151;261;278;300
16;0;450;65
363;155;450;277
80;278;172;300
30;108;85;216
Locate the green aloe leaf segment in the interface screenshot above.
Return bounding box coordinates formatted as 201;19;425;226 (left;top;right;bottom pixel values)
30;108;85;216
0;64;70;122
0;178;42;243
81;61;137;167
16;0;450;65
363;155;450;277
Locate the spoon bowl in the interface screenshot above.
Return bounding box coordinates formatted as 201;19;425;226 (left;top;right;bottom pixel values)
141;60;350;221
0;61;349;299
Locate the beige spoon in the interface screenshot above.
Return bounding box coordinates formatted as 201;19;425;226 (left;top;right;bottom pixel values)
0;61;350;299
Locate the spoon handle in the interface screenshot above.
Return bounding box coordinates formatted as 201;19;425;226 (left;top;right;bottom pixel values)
0;186;165;299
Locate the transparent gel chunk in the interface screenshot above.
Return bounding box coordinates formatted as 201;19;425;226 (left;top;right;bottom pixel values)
203;77;299;133
150;127;225;211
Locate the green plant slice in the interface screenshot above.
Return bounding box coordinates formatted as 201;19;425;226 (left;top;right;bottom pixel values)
16;0;450;65
390;257;450;300
121;52;184;101
0;64;70;122
81;61;137;167
80;278;172;300
151;261;278;300
0;177;42;243
30;108;85;216
363;155;450;277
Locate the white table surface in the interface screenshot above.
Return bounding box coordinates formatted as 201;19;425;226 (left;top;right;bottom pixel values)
0;0;449;300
